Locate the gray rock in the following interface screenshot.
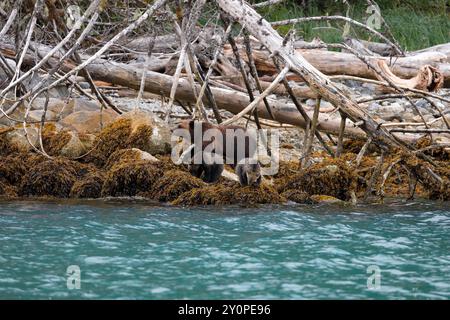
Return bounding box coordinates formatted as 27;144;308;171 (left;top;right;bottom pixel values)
25;73;69;98
28;110;58;122
369;102;405;121
402;112;415;121
306;99;334;109
415;98;429;109
412;114;434;123
367;102;382;113
78;82;90;89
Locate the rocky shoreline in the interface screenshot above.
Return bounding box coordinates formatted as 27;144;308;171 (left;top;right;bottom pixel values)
1;88;449;205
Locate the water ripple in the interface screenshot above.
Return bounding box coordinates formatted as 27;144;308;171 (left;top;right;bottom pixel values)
0;199;448;299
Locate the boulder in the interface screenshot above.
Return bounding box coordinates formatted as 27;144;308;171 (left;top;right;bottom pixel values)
83;110;171;167
119;110;172;155
5;127;40;152
309;195;347;204
60;109;118;133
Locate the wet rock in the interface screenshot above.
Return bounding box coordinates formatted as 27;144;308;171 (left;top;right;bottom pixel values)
309;194;346;204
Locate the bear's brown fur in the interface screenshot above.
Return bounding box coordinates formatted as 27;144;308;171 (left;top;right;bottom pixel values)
176;120;256;167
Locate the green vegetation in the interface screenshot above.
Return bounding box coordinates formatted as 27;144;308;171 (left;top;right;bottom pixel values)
258;0;450;51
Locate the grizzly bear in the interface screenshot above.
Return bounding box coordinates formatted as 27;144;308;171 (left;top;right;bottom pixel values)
176;119;257;167
236;158;262;187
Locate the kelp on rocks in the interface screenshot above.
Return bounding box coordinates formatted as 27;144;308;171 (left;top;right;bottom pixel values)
172;182;285;206
83;111;171;167
147;169;205;202
18;157;102;198
19;158;78;197
1;117;448;204
0;180;17;198
0;127;20;156
83;118;133;167
101;160;163;197
70;174;105;198
278;158;357;201
402;153;450;201
0;154;26;185
104;148;158;170
281;189;311;204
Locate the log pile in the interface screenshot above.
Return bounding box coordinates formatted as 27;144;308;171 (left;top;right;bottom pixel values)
0;0;449;203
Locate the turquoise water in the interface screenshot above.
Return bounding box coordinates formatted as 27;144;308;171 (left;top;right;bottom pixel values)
0;199;449;300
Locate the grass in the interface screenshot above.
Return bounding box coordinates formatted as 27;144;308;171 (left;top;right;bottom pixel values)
258;0;450;51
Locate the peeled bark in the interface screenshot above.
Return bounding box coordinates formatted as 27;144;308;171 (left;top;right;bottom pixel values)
375;60;444;92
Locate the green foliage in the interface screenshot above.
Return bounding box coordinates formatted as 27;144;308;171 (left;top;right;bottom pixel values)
257;0;450;51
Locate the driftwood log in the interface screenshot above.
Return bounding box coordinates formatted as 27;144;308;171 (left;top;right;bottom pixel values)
223;45;449;88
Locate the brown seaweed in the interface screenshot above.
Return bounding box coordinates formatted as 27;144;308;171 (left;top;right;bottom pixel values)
278;158;357;201
101;160;163;197
172;182;285;206
147;169;205;202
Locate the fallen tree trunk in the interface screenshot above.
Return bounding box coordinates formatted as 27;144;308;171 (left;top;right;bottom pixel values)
223;45;450;86
86;59;368;137
413;42;450;62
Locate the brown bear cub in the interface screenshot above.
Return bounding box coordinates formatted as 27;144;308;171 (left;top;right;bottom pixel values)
236;158;262;187
176;119;257;166
188;151;224;183
175;120;257;183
